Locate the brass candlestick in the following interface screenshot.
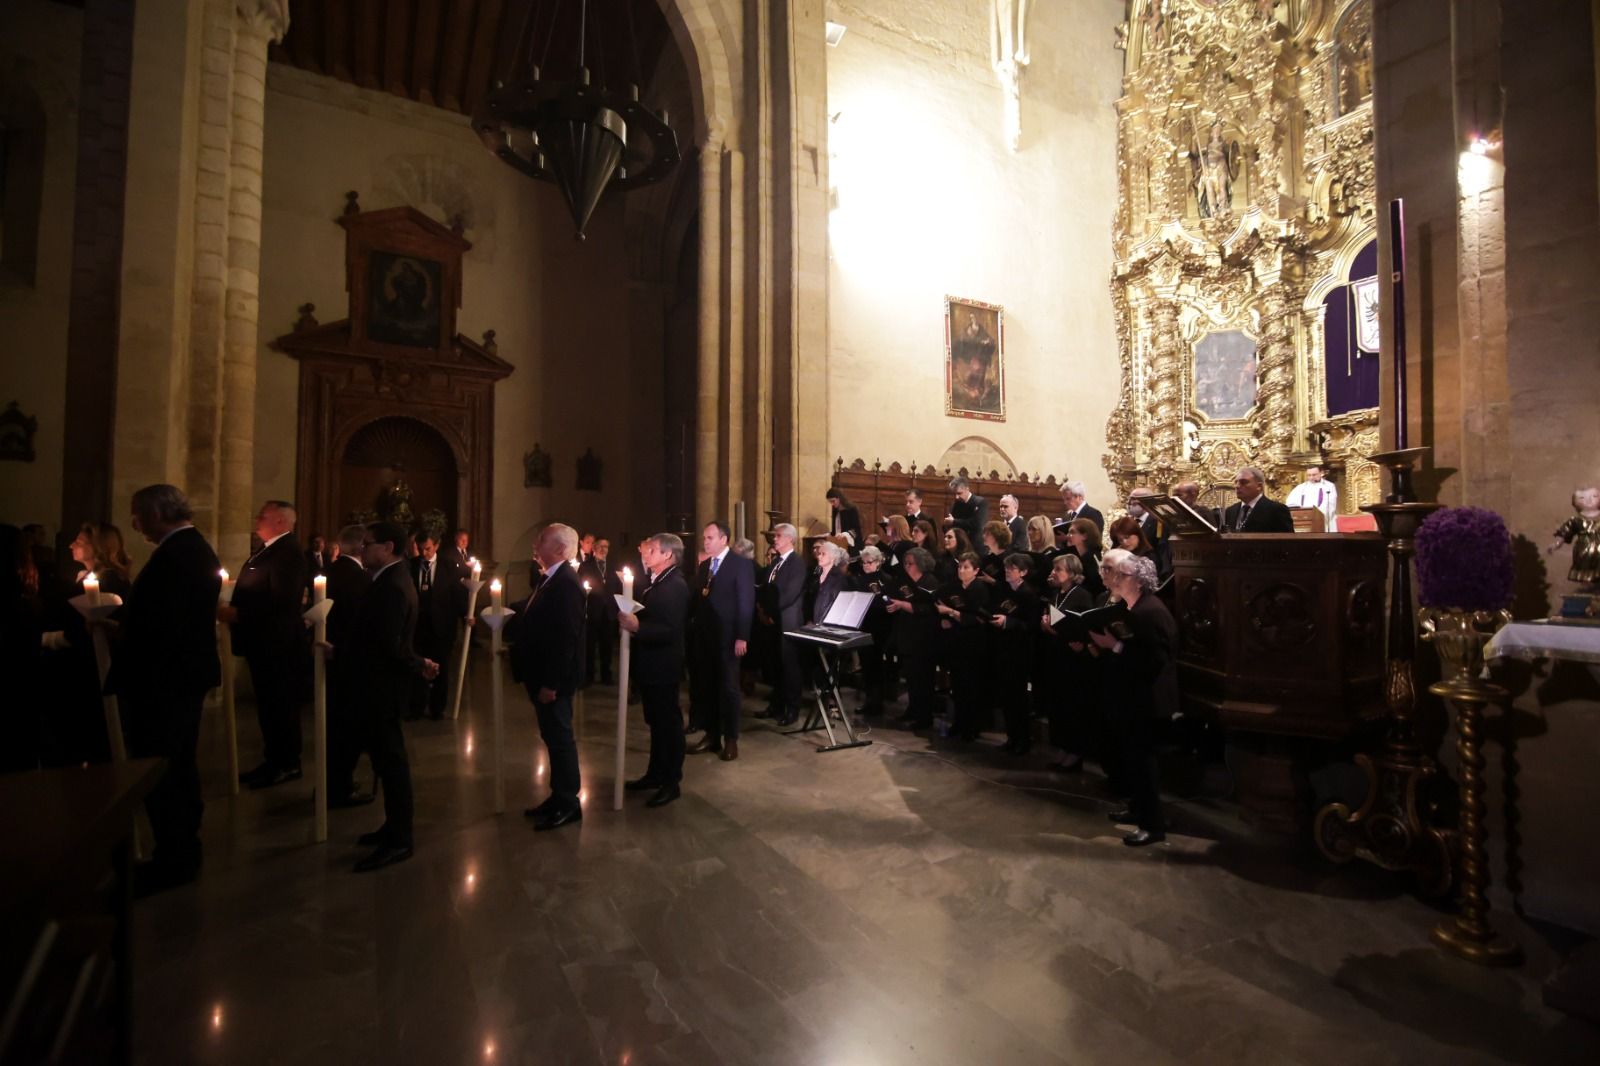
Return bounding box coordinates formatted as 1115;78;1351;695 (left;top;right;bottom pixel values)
1315;448;1453;893
1420;607;1522;965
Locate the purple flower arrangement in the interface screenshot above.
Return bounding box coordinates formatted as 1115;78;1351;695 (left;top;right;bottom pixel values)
1414;506;1514;612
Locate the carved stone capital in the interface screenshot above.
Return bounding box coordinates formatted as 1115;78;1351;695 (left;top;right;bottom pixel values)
236;0;290;43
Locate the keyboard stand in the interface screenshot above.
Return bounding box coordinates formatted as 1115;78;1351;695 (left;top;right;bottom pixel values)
784;645;871;752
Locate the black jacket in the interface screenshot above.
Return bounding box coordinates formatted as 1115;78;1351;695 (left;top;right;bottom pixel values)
347;560;426;715
1063;503;1105;533
324;555;370;655
690;551;755;647
829;505;863;547
230;532;307;658
411;554;467;646
508;561;586;699
108;526;222;698
1005;515;1027;547
761;550;806;631
948;494;989;542
630;566;690;686
578;556;624;622
805;566;849;625
1223;496;1296;534
1101;593;1179;720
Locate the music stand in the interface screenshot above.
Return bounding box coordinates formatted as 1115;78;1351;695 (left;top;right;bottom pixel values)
1141;493;1220;536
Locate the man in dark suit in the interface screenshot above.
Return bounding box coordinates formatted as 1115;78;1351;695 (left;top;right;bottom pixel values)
998;494;1027;547
324;524;372;806
1128;487;1172;582
1223;466;1296;533
618;533;691;808
688;520;755;760
578;536;622;684
944;477;989;543
410;532;464;719
111;484;222;895
509;523;587;831
223;499;307;789
1172;481;1224;531
1060;481;1104;533
342;521;439;872
758;523;806;726
305;535;330;589
441;527;472;574
904;488;930;529
825;488;863;548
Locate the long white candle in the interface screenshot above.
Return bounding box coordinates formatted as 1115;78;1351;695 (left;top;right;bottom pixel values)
83;572;100;608
218;569;238;794
614;567;634;811
490;578;505;814
312;574;329;842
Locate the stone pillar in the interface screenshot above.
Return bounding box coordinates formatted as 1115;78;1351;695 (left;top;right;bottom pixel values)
723;147;745;521
216;0;287;564
695;135;724;526
183;0;238;541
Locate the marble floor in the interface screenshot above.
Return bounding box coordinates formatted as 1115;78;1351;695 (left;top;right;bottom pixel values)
131;662;1598;1066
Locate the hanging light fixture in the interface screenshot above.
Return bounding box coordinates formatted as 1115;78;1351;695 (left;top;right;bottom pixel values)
474;0;680;240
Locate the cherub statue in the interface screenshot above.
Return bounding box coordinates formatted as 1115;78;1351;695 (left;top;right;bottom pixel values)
1548;485;1600;587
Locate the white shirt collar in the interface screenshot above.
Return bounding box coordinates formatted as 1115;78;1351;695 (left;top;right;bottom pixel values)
260;530;290;551
713;547;729;564
157;523;194;547
373;558;404;581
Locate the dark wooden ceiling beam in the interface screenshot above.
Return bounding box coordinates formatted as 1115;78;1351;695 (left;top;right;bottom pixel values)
352;0;382;89
323;0;350;81
411;0;443;106
460;0;506;116
383;0;413;98
491;0;537;89
287;0;322;73
436;0;479;113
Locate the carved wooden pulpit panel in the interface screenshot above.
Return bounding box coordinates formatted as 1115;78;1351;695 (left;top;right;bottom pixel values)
273;195;513;555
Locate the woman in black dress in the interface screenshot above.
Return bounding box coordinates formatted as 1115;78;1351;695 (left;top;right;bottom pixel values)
1062;517;1105;600
1038;553;1097;773
987;553;1039;755
934;552;991;742
1090;548;1179;846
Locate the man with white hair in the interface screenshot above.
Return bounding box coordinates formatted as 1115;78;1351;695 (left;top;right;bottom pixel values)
1059;481;1104;533
1223;467;1295;533
998;494;1026;546
223;499;308;790
509;523;588;831
759;522;806;726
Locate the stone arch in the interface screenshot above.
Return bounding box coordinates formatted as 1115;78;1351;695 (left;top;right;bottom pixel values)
937;436;1021;480
652;0;736;147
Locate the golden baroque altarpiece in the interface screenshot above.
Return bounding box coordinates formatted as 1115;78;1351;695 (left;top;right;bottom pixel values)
1104;0;1379;514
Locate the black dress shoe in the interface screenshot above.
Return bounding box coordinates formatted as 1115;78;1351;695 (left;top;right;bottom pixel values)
1122;829;1166;847
719;739;739;761
625;776;661;792
646;784;681;808
247;765;303;790
754;708;776;719
357;828;391;847
329;793;376;809
1050;757;1084;774
1107;809;1135;824
353;844;414;872
688;737;722;755
238;762;273;785
683;724;702;736
534;806;582;832
523;798;557;819
132;859;199;899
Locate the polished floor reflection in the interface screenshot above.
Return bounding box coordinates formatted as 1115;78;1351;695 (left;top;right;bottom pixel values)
132;662;1597;1065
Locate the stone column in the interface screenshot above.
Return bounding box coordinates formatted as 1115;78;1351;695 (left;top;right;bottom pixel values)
183;0;239;541
723;147;745;522
695;135;724;526
217;0;287;564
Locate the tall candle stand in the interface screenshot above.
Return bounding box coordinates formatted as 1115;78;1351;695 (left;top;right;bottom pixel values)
451;560;484;720
480;580;515;814
304;580;334;843
1314;447;1454;893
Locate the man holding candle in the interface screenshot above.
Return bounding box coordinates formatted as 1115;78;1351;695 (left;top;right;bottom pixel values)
619;533;691;807
325;524;373;807
579;537;622;686
508;523;588;831
344;521;440;872
111;484;222;895
222;500;308;789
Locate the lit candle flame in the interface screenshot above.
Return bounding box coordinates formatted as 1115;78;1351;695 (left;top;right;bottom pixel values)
490;578;502;592
211;1004;224;1031
219;568;229;582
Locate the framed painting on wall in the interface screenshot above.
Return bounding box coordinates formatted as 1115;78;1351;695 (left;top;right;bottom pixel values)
366;251;444;348
945;295;1005;421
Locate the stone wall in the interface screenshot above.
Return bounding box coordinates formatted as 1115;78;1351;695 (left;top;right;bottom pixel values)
822;0;1125;509
0;0;82;532
256;66;663;578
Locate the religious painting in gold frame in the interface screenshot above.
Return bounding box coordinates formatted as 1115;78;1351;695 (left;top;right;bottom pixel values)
944;295;1005;421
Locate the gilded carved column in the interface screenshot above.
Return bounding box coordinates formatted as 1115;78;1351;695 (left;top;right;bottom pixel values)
1146;289;1183;483
1255;277;1298;479
217;0;287;562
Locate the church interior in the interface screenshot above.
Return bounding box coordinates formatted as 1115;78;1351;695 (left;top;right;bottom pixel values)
3;0;1600;1062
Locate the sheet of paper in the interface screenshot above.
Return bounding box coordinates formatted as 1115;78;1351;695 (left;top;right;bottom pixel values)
1048;604;1065;625
822;590;873;629
613;594;644;615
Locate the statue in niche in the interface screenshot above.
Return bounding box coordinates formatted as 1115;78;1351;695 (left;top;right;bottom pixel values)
1182;420;1201;462
576;448;603;492
1143;0;1168;52
1190;122;1242;220
523;444;553;488
377;471;415;528
1336;2;1374;116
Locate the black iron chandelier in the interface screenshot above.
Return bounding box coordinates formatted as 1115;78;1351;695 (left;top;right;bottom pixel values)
473;0;680;240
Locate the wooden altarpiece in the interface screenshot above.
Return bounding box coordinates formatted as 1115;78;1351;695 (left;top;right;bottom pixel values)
273;196;513;556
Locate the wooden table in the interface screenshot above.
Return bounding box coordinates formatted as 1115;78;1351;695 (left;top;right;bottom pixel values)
0;759;165;1066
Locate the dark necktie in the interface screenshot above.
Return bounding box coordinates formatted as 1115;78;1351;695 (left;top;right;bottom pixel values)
1237;504;1252;531
711;555;721;577
420;560;432;591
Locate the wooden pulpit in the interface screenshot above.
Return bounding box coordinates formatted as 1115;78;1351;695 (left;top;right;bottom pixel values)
1169;532;1388;832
